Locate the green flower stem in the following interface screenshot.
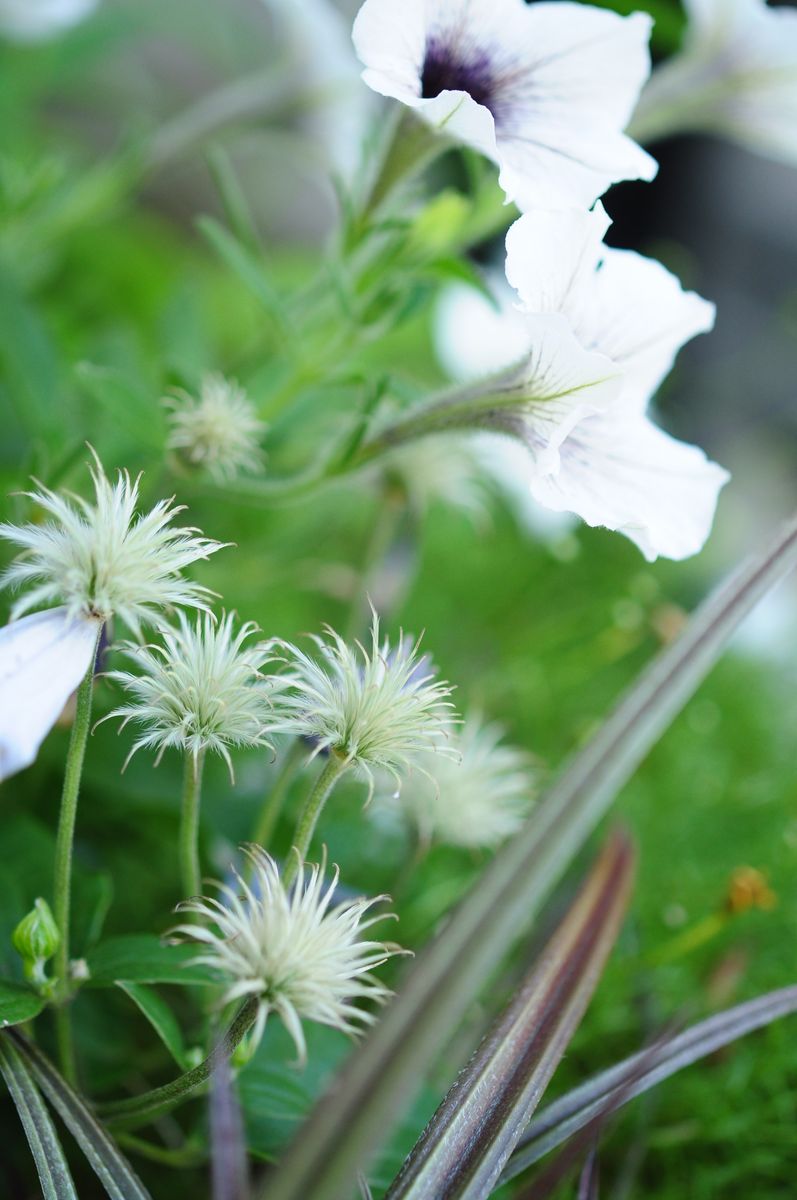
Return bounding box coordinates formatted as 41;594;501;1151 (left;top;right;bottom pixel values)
179;750;206;900
52;636;101;1084
250;739;306;852
283;754;349;888
99;998;259;1131
352;368;524;468
356;108;445;230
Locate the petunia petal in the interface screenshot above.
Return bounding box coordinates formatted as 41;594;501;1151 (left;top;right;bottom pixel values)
506;206;715;406
0;607;101;783
526;410;731;562
353;0;656;210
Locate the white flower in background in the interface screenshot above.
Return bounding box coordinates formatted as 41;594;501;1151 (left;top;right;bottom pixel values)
381;437;490;520
492;204;729;561
0;607;101;783
165;374;266;484
631;0;797;165
274;609;457;796
0;451;224;636
263;0;373;177
352;0;656;210
172;846;399;1064
0;0;98;42
105;612;285;777
382;712;535;849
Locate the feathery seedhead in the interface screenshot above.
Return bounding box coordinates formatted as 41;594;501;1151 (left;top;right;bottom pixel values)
386;712;535;849
0;450;224;635
172;845;400;1065
105;611;286;777
165;373;266;483
274;609;458;796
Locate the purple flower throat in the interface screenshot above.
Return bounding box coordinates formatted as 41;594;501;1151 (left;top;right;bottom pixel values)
421;40;497;114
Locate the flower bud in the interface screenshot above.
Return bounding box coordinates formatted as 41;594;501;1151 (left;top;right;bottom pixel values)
12;898;60;987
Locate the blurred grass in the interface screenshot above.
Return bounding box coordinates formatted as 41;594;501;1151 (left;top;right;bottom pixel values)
2;1;797;1197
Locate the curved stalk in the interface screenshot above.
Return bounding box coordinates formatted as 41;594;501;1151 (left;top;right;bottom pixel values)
99;998;259;1131
283;754;349;888
179;751;206;900
53;635;101;1084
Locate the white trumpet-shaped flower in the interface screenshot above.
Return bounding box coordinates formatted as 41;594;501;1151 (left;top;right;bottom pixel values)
352;0;657;210
165;374;266;484
631;0;797;167
0;451;224;636
0;607;101;783
104;612;286;777
485;204;729;561
274;610;457;795
384;712;535;849
172;846;400;1064
0;0;98;42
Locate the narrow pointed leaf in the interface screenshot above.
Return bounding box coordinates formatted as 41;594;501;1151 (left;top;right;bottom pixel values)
9;1032;153;1200
503;984;797;1183
261;513;797;1200
577;1149;599;1200
387;832;634;1200
116;982;188;1068
0;1036;78;1200
211;1054;250;1200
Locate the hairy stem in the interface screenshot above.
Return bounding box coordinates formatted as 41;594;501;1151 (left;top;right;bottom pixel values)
99;998;259;1130
179;751;206;900
283;754;349;887
53;641;100;1084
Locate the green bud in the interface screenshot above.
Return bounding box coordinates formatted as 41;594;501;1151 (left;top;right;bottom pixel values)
12;898;60;980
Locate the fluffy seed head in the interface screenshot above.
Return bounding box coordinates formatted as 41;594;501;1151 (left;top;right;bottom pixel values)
383;713;535;849
274;609;458;796
172;846;400;1064
105;611;286;777
0;450;224;635
165;374;266;483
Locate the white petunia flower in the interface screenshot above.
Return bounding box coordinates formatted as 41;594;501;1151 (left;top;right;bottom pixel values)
0;451;224;636
172;846;400;1065
0;0;98;42
104;612;285;778
495;204;729;561
0;607;101;783
165;374;266;484
274;609;457;796
631;0;797;166
352;0;657;210
381;712;535;849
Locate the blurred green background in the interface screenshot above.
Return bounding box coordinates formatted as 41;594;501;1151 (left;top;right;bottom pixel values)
1;1;797;1197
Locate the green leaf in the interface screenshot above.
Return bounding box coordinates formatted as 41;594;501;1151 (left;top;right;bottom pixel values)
261;512;797;1200
386;832;634;1200
503;984;797;1184
9;1032;153;1200
0;1036;78;1200
73;363;165;453
0;272;59;441
116;982;188;1068
86;935;217;987
197;216;289;338
0;979;46;1028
